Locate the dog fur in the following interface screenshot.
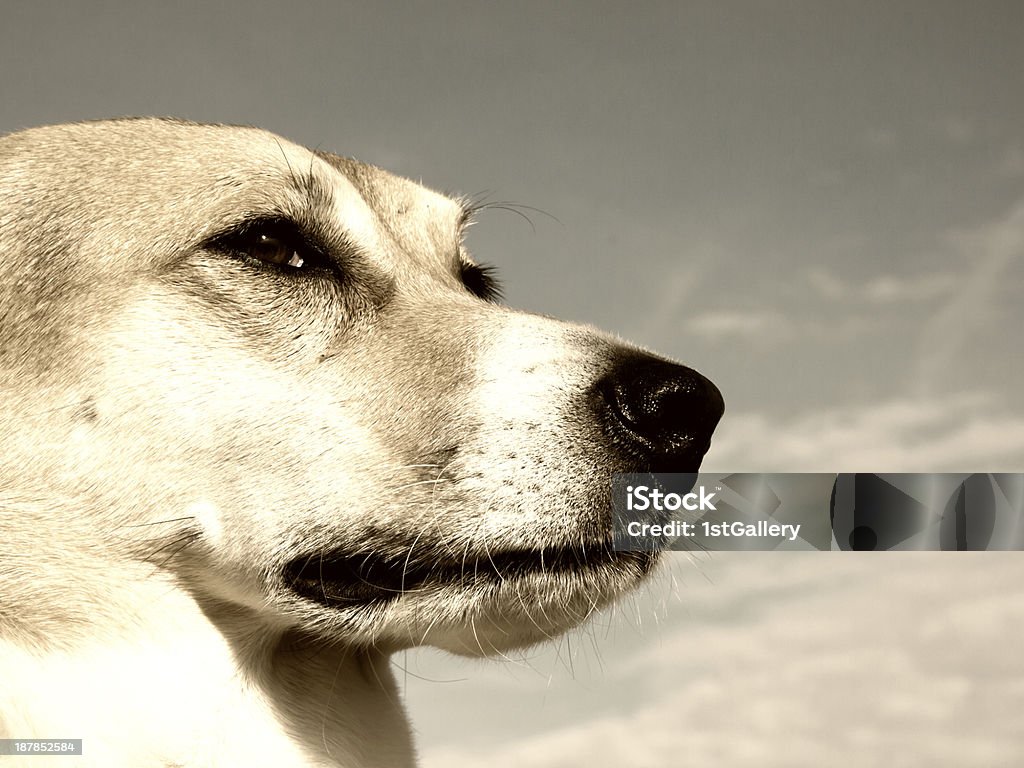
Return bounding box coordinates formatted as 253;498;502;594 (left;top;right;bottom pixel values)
0;118;722;767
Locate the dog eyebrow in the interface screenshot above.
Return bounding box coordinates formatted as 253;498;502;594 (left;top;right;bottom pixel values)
455;198;480;238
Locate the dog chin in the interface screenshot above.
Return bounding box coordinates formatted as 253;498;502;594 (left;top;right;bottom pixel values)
281;545;658;654
425;554;659;656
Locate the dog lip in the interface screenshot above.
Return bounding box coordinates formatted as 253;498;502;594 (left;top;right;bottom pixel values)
282;544;655;607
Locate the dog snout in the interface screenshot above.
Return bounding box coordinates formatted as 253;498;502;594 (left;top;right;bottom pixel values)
595;352;724;470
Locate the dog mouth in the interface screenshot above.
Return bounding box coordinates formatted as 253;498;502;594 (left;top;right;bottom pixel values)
283;542;655;606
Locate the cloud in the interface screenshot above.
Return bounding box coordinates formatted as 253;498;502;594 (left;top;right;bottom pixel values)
999;146;1024;178
704;393;1024;472
915;198;1024;396
805;268;846;301
863;127;898;151
682;303;888;345
684;267;961;345
685;310;791;341
932;115;976;144
635;264;701;341
805;268;958;305
420;555;1024;768
862;273;958;303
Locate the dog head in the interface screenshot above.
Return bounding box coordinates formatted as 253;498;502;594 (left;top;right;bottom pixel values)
0;118;723;656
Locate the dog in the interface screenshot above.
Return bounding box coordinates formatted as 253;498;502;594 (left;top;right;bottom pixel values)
0;118;723;767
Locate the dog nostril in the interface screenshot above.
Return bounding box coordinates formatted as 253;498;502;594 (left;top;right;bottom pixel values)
597;353;724;462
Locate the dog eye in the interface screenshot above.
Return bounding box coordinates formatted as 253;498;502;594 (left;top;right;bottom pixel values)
460;262;502;302
207;217;326;272
250;232;305;268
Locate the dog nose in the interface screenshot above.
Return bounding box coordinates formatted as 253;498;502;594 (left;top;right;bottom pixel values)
596;352;724;470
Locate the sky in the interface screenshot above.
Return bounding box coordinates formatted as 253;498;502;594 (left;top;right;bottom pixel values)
2;2;1023;765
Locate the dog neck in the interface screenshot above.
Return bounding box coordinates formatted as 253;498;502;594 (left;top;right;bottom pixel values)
0;558;416;768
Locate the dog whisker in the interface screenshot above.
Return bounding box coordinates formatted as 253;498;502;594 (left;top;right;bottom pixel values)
387;477;451;494
122;515;198;529
142;530;202;570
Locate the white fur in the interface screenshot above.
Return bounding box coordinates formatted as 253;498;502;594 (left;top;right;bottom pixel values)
0;119;666;767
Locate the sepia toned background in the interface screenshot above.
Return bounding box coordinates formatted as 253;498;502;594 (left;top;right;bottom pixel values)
3;2;1023;764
